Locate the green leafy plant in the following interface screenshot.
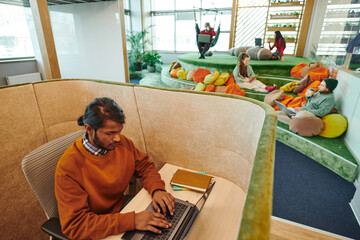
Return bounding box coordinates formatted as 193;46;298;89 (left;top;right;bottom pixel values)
143;51;162;67
126;27;151;71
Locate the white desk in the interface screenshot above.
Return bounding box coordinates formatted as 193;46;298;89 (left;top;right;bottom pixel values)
103;164;245;240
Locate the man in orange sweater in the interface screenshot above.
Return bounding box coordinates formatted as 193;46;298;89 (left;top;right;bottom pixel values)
55;97;175;240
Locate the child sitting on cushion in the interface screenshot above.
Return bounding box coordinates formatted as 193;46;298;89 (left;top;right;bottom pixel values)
233;52;277;93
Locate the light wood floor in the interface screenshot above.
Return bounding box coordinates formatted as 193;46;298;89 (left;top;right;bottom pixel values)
270;216;352;240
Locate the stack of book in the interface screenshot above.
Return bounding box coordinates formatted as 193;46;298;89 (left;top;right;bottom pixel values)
170;169;212;192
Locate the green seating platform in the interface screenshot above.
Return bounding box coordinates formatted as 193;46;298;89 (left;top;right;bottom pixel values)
138;53;358;182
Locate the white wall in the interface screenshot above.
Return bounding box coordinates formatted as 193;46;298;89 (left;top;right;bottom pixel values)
335;70;360;185
48;2;126;82
303;0;327;58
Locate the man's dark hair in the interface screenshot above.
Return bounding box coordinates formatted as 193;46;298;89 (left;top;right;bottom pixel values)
77;97;125;130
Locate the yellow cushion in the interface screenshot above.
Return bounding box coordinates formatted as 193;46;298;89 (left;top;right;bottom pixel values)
214;73;230;86
194;82;206;91
204;71;219;85
279;81;300;92
177;68;189;80
319;114;347;138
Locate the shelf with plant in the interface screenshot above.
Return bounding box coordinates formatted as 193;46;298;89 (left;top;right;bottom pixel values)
270;0;302;7
270;12;301;19
267;23;296;31
267;36;296;43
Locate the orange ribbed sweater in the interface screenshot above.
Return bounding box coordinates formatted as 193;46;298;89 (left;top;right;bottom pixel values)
55;135;165;240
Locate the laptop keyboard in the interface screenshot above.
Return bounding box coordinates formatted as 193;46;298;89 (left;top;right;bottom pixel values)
141;201;188;240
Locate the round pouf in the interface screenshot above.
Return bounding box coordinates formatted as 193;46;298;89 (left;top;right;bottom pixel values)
319;114;347;138
290;117;323;137
246;47;272;60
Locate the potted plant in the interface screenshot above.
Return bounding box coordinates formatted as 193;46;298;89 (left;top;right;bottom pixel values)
143;51;162;72
126;28;150;71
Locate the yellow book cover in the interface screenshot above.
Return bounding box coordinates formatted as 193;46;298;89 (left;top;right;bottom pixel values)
170;169;212;192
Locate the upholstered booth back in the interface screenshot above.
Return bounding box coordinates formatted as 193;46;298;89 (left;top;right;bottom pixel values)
0;79;276;240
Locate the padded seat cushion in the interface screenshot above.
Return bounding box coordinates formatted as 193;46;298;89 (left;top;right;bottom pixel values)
319;114;348;138
290;62;309;78
290;117;323;137
234;46;252;57
264;90;285;107
293;75;312;93
177;68;189;80
279;81;299;92
194;82;206;91
246;47;272;60
225;75;235;86
214;73;230;86
225;83;246;96
308;67;329;81
193;68;211;83
204;71;219;85
186;70;196;81
204;84;215;92
170;68;181;78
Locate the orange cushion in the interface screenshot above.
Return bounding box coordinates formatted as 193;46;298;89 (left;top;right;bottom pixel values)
297;81;321;97
290;63;309;78
225;83;246;96
193;68;211;83
225;75;235;86
287;96;307;108
273;95;294;111
307;67;329;81
170;68;181;78
204;84;215;92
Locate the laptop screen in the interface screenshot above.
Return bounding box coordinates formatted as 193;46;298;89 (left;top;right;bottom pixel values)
195;181;215;211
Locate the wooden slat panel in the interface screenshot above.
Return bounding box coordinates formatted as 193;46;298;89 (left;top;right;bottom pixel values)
296;0;315;57
30;0;61;79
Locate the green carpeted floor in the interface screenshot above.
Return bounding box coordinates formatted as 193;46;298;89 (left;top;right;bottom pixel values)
139;60;358;181
277;122;357;165
178;53;312;77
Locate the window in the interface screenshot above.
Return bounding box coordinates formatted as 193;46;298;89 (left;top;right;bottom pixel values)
0;4;34;59
316;0;360;65
151;0;233;52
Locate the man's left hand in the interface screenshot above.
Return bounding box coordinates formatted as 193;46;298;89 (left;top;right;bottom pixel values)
152;190;175;216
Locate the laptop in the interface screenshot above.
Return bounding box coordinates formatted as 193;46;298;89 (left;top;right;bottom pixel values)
198;34;211;43
275;100;297;117
122;182;216;240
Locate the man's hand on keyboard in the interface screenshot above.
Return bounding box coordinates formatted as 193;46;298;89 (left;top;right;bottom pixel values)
152;190;175;216
135;211;172;234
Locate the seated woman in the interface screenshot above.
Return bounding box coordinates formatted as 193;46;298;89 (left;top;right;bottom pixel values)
198;22;216;59
268;31;286;61
233;53;277;93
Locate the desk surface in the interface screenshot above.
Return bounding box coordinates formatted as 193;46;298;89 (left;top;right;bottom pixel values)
103;163;246;240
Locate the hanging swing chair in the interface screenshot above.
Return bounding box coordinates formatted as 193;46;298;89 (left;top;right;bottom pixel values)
194;9;221;59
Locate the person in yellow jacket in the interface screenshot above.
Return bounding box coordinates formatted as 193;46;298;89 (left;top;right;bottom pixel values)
55;97;175;240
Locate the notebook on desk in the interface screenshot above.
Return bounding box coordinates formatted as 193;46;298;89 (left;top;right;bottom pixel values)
122;182;216;240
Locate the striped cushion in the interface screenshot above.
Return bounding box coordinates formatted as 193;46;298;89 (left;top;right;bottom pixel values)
22;130;84;219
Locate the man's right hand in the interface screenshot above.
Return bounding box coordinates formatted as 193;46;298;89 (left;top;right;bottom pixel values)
135;211;171;234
